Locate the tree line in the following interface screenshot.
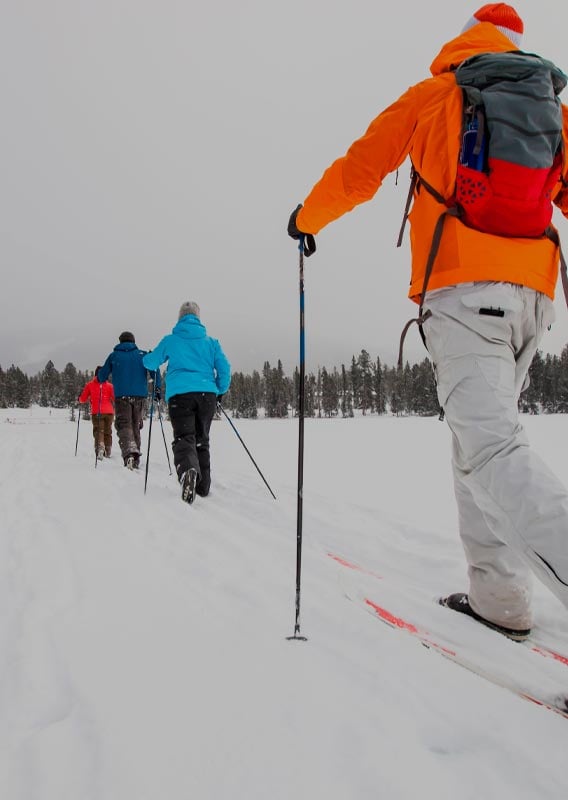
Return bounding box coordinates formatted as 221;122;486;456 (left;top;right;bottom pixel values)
224;353;439;418
218;346;568;418
2;347;568;416
0;360;89;409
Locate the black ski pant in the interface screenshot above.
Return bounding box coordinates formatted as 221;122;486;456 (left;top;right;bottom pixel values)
168;392;217;496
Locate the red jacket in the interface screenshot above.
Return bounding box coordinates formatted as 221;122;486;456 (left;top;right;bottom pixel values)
79;378;115;415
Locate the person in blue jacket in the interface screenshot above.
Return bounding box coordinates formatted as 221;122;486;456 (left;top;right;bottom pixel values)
143;301;231;504
98;331;156;469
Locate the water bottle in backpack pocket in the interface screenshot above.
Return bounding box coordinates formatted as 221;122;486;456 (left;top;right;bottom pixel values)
460;108;486;171
456;106;491;224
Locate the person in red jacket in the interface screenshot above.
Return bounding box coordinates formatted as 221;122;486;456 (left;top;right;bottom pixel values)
78;367;115;459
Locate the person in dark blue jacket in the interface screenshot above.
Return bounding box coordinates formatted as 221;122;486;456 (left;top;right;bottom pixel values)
143;302;231;504
98;331;155;469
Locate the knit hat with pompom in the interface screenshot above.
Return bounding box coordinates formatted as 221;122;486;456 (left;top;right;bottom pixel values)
461;4;524;47
178;301;200;320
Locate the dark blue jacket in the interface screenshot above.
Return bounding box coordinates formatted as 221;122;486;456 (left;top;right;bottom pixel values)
98;342;152;398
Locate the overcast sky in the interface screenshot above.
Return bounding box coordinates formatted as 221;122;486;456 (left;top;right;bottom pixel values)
2;0;568;377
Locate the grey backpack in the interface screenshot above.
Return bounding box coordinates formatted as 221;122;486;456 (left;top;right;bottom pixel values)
453;51;566;237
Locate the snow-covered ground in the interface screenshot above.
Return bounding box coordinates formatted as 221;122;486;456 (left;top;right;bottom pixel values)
1;406;568;800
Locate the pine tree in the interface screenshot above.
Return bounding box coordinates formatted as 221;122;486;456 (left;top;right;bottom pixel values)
263;360;289;417
332;367;341;415
225;372;242;416
321;367;339;417
340;364;354;417
520;350;544;414
40;360;63;407
29;374;40;405
5;365;31;408
408;359;439;416
244;375;259;418
293;366;300;417
350;355;361;411
239;374;259;418
541;354;559;413
251;370;262;413
292;367;316;417
61;362;80;407
358;349;373;415
390;366;403;416
276;360;289;417
305;373;316;417
262;361;271;414
372;357;386;414
316;368;322;417
401;362;412;414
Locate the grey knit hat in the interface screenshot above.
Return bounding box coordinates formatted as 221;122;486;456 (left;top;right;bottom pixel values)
119;331;135;343
178;301;200;320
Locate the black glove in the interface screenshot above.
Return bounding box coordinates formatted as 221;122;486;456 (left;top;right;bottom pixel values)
287;204;316;257
154;388;161;402
217;394;224;404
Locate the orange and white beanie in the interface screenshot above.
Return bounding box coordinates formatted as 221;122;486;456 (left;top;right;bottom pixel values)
462;3;524;48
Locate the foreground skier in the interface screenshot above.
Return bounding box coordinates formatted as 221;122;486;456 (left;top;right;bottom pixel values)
288;4;568;640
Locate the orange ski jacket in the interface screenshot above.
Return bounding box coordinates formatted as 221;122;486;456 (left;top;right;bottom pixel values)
79;378;115;415
296;23;568;302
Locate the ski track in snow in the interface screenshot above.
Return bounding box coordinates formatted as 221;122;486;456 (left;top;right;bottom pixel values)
1;409;568;799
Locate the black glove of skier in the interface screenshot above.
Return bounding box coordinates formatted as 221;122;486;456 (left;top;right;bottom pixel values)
288;204;316;257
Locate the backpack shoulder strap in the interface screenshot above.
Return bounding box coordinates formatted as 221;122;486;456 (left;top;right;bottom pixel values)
397;204;462;369
397;167;448;248
396;166;418;248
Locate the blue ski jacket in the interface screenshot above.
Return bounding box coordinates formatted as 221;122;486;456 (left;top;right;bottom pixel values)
98;342;152;398
143;314;231;402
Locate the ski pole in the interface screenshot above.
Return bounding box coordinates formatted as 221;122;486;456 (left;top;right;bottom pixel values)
144;376;157;494
95;383;103;469
157;401;172;475
287;235;308;641
74;402;81;456
217;403;276;500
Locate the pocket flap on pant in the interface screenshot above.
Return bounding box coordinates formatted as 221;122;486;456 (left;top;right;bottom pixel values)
460;287;523;314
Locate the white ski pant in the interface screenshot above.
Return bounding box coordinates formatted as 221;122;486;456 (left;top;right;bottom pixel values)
423;282;568;630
